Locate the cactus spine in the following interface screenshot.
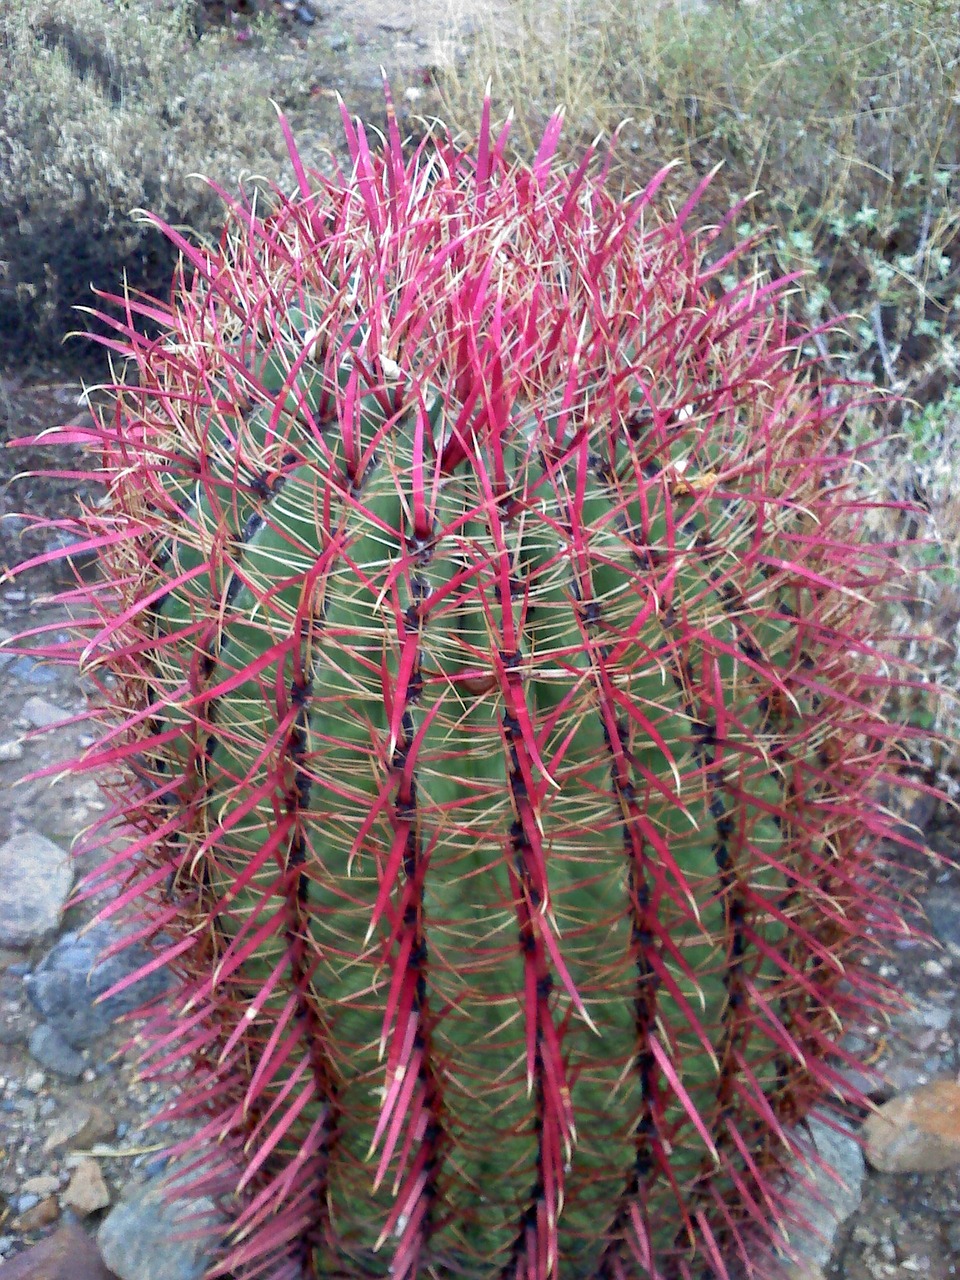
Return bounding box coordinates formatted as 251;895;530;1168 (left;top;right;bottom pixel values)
17;93;920;1280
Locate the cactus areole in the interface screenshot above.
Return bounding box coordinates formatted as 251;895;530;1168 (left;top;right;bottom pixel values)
16;94;923;1280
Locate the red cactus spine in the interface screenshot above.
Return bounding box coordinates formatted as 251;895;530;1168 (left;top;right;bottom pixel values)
10;89;927;1280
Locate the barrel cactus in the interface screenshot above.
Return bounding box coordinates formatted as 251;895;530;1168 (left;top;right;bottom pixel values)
15;93;926;1280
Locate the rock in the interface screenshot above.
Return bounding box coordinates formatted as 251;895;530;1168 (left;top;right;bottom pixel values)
28;1022;85;1079
909;997;953;1031
0;1220;118;1279
21;1173;61;1197
926;889;960;955
5;656;59;686
13;1194;60;1231
0;1007;33;1045
0;832;73;947
0;738;24;760
863;1078;960;1173
44;1101;117;1153
786;1263;825;1280
25;923;172;1048
63;1158;111;1216
20;695;69;728
784;1113;864;1269
97;1170;226;1280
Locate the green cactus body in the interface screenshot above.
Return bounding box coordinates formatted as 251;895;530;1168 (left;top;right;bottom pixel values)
25;94;919;1280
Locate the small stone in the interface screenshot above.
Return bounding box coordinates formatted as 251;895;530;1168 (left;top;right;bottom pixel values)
44;1101;117;1153
0;1015;32;1053
14;1194;60;1231
0;832;73;947
921;958;946;977
17;1193;40;1214
926;890;960;951
62;1158;111;1216
863;1078;960;1173
0;1220;116;1279
143;1154;170;1179
326;31;348;51
20;695;68;728
7;656;59;685
22;1173;61;1197
0;739;24;760
904;998;952;1032
23;1070;46;1092
28;1023;85;1079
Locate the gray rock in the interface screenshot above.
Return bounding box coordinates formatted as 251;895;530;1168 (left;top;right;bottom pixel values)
784;1113;864;1269
28;1022;85;1079
20;695;69;728
0;831;73;947
97;1169;226;1280
6;656;60;686
903;997;952;1032
926;889;960;952
25;922;171;1048
20;696;68;727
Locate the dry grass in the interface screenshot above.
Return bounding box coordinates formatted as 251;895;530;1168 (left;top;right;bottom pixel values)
442;0;959;403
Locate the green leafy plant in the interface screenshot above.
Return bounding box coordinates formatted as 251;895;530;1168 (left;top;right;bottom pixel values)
12;94;931;1279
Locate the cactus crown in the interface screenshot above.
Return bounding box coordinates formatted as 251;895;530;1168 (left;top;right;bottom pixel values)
16;90;920;1280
